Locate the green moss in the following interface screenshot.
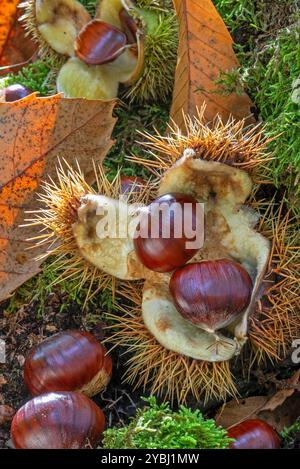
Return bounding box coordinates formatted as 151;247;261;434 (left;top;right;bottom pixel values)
102;396;232;449
214;0;300;213
5;257;120;318
1;57;62;96
280;418;300;449
213;0;264;32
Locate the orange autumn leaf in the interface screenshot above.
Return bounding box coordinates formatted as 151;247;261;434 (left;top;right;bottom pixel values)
0;93;117;301
0;0;37;75
170;0;254;128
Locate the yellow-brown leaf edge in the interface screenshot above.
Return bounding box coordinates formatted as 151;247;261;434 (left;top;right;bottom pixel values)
170;0;254;129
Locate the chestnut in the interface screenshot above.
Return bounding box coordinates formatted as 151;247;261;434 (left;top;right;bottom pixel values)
169;259;253;332
227;419;281;449
119;175;145;196
24;330;112;397
1;84;33;102
134;193;200;272
11;392;105;449
75;19;127;65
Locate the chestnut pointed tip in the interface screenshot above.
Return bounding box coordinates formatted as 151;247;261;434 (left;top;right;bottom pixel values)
75;19;127;65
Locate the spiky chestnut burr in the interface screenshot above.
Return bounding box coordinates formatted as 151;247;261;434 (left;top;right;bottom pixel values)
20;0;178;101
26;108;300;403
20;0;91;58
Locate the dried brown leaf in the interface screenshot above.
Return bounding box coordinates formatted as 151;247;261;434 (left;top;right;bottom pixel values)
0;93;117;301
216;370;300;432
0;0;37;75
170;0;254;129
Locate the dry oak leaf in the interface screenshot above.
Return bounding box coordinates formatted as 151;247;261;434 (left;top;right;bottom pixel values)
0;0;37;76
0;93;117;302
215;370;300;432
170;0;254;129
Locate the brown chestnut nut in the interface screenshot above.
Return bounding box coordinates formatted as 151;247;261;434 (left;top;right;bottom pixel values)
24;330;112;397
75;19;127;65
134;193;201;273
227;419;281;449
0;84;33;102
11;391;105;449
169;259;253;332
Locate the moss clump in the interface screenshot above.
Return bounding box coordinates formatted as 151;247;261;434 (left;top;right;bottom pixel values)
102;397;232;449
214;0;300;214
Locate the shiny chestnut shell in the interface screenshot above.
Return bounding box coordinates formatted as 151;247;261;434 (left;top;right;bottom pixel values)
228;419;281;449
24;330;112;397
169;259;253;331
3;84;33;101
75;19;127;65
11;392;105;449
134;193;200;273
119;8;138;44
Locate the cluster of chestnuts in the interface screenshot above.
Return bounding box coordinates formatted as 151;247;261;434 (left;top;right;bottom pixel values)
11;330;112;449
133;192;253;334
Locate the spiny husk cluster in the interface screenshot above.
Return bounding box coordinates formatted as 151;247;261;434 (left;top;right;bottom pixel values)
104;110;299;402
248;200;300;363
26;160;154;305
19;0;178;102
130;107;273;177
125;5;178;102
104;199;299;402
20;1;66;60
27;110;299;403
